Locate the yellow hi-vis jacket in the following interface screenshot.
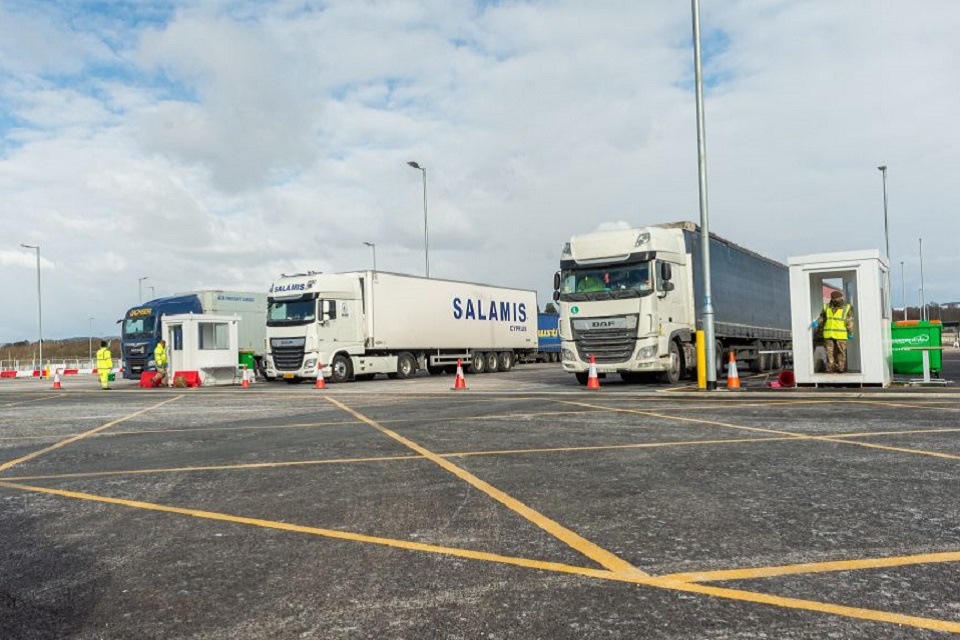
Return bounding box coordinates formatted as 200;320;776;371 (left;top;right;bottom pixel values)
96;346;113;372
154;343;167;367
822;304;852;340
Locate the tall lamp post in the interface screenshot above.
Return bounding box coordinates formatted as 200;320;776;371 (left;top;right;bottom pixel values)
363;241;377;271
88;316;95;360
406;161;429;278
138;276;149;304
20;243;43;370
878;165;890;262
900;261;907;320
918;238;926;322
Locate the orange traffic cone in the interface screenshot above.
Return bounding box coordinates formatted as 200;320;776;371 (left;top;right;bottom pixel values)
315;362;326;389
52;371;62;390
586;355;601;389
726;351;740;390
241;364;250;388
452;359;467;390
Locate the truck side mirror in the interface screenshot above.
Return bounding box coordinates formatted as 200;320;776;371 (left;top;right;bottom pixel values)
660;262;672;281
553;271;561;291
552;290;560;302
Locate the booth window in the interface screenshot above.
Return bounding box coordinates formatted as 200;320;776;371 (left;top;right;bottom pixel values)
170;326;183;351
198;322;230;350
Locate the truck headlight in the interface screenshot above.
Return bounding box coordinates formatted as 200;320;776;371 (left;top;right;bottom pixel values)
638;346;657;359
303;359;317;370
562;349;576;362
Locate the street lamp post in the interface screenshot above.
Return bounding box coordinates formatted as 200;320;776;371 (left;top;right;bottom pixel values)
878;165;890;262
900;261;907;320
88;316;95;360
363;242;377;271
138;276;149;304
407;161;429;278
918;238;926;322
20;243;42;371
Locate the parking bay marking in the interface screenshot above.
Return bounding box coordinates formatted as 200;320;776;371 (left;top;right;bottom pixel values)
1;480;957;633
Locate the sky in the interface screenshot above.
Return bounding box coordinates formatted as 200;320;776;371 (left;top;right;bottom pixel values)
2;0;959;343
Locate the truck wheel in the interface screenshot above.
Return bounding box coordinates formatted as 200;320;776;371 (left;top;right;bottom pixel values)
659;341;683;384
468;352;485;375
395;352;417;379
575;372;589;386
498;351;514;372
331;355;353;383
484;351;499;373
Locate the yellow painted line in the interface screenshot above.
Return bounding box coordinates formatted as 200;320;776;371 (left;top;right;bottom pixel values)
0;394;63;408
662;550;960;583
0;435;795;482
660;580;960;634
2;480;957;633
834;427;960;439
325;396;646;577
1;453;424;481
849;399;960;412
0;396;184;473
818;437;960;461
0;480;613;580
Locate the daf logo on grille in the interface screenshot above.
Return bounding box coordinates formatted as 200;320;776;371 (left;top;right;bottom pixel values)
592;320;616;328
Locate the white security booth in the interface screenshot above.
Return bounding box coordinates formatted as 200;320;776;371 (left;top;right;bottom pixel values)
161;314;241;387
788;250;892;387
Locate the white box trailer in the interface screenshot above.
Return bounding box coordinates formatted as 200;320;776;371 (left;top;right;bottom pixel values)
264;271;538;383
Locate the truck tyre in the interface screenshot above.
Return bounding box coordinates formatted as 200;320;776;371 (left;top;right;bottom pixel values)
394;352;417;379
331;354;353;384
659;341;683;384
468;352;485;375
484;351;499;373
498;351;514;372
575;372;589;386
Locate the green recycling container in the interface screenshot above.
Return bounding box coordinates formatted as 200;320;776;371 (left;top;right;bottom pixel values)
238;351;257;372
891;321;942;375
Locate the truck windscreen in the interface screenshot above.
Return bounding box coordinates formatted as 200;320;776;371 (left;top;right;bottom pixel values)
123;315;156;338
267;294;318;326
560;263;653;300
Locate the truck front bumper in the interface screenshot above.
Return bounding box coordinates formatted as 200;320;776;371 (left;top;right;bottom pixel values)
560;340;662;373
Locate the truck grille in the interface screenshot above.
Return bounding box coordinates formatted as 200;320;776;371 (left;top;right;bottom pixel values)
270;337;306;371
127;356;147;374
574;329;635;364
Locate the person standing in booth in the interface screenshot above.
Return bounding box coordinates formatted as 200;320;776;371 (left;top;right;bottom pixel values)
812;291;854;373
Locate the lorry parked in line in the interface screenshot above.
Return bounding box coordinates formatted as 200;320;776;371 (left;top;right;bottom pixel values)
554;221;791;385
264;271;538;383
120;291;267;380
535;313;561;362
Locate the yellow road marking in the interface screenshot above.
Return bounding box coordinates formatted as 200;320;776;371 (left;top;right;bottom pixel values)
663;550;960;583
0;480;613;579
834;427;960;438
0;394;63;408
2;480;957;633
325;396;646;577
0;435;796;481
0;396;183;473
817;437;960;460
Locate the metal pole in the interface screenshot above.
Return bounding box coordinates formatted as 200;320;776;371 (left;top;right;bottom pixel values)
900;261;906;320
878;165;890;262
407;161;429;278
363;242;377;271
918;238;926;322
691;0;717;389
138;276;149;304
20;244;42;371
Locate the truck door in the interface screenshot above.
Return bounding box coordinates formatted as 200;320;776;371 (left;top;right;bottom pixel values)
321;299;361;349
657;260;688;336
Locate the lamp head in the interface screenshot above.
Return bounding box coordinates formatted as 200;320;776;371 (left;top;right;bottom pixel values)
407;161;422;170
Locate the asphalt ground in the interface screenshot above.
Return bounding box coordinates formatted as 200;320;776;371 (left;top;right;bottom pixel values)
1;354;959;639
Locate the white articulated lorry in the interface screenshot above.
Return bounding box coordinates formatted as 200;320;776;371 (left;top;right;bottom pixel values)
554;222;791;385
264;271;538;383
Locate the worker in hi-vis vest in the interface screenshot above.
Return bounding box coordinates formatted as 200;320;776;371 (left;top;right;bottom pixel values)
811;290;854;373
96;340;113;390
153;339;168;386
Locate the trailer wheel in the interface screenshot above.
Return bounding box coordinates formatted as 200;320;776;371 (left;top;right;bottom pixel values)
331;354;353;383
394;352;417;379
468;352;485;375
659;341;683;384
498;351;514;372
484;351;499;373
